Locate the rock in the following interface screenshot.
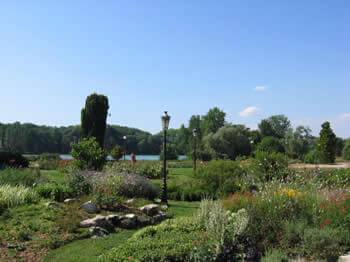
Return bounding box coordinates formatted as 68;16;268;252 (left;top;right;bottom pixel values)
153;211;167;222
88;226;109;238
80;215;115;233
160;205;168;211
45;202;62;208
154;199;162;204
140;204;159;216
125;199;134;205
64;198;77;204
137;215;152;226
106;215;121;226
80;201;97;214
339;255;350;262
120;214;137;229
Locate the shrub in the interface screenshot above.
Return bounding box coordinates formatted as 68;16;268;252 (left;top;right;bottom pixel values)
39;153;60;161
35;183;73;202
92;176;122;209
0;168;38;187
38;159;60;170
110;161;163;179
196;160;246;198
0;185;39;209
99;217;202;262
167;182;203;201
70;137;107;170
256;136;285;154
251;151;288;181
304;149;328;164
65;169;93;196
0;152;29;169
195;198;249;254
104;168;159;199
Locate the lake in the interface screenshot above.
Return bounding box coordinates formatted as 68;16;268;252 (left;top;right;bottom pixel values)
25;154;187;161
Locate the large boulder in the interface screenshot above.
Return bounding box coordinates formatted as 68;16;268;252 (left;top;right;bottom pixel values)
80;215;114;233
106;215;121;226
89;226;109;238
139;204;159;216
80;201;97;214
120;214;137;229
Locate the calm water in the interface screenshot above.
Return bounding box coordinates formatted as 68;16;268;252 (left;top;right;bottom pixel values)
25;154;187;161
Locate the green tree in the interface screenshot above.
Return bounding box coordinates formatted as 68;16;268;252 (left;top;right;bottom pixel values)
256;136;285;154
335;137;345;157
71;137;107;170
202;107;226;134
317;121;336;163
287;126;313;158
81;93;109;148
258;115;291;139
342;139;350;160
206;124;252;160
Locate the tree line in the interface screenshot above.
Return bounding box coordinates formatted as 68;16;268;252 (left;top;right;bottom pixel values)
0;100;347;159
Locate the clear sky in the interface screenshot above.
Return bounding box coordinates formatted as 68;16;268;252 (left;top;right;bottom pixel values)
0;1;349;137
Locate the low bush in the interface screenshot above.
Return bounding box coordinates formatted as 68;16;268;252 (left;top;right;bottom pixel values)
261;249;288;262
109;161;163;179
250;151;288;181
0;152;29;169
167;161;195;168
99;216;202;262
0;185;39;209
224;182;350;260
167;182;203;201
304;149;328;164
0;168;39;187
70;137;107;170
39;153;60;161
65;169;93;197
38;159;60;170
104;168;159;199
196;160;246;198
35;183;73;202
92;176;122;209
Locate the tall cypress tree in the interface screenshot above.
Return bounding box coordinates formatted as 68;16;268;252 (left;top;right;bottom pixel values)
81;93;109;148
317;121;336;163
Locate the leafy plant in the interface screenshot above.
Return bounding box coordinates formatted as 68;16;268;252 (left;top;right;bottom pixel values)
35;183;73;202
70;137;107;170
0;185;39;209
65;170;93;196
251;151;288;181
196;160;246;198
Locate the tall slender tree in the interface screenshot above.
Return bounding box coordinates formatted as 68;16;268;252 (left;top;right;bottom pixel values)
317;121;336;163
81;93;109;148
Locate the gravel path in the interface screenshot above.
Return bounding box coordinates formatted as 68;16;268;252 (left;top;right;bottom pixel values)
289;162;350;169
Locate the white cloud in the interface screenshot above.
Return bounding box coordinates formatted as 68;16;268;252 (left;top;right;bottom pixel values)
239;106;260;117
339;113;350;120
254;86;265;92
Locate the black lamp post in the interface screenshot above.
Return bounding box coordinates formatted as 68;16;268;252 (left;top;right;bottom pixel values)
192;128;197;172
161;111;170;205
123;136;127;161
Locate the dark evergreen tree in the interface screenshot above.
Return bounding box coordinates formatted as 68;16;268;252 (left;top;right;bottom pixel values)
317;121;336;163
81;93;109;148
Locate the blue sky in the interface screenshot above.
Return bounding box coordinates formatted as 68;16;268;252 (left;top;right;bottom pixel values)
0;1;349;137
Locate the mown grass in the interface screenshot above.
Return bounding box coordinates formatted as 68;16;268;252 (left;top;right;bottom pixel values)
40;170;66;184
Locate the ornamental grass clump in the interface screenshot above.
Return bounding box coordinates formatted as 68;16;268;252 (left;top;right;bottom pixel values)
0;184;39;209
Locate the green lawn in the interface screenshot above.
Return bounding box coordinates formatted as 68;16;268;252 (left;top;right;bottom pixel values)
41;200;199;262
152;167;195;188
40;170;66;184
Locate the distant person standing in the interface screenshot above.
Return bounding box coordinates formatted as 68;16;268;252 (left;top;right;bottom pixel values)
131;152;136;166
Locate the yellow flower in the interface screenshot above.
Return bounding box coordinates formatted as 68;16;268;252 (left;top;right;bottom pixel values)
288;189;297;197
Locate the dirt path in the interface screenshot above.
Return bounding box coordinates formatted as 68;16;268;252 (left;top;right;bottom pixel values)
289;162;350;169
